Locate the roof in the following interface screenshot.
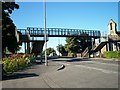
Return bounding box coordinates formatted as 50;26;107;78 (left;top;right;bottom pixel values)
107;19;117;26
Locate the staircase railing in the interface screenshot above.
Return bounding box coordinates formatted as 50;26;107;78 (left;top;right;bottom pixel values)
91;44;98;51
82;47;89;57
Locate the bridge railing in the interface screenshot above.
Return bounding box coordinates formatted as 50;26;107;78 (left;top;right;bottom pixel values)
18;29;29;35
26;27;100;37
18;27;101;37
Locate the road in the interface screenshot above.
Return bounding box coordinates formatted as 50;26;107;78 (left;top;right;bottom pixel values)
2;57;119;88
49;58;119;88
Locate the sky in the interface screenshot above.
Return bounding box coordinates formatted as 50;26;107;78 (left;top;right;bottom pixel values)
10;2;118;53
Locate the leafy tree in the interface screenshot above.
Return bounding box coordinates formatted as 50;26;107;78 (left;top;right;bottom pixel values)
65;37;81;53
79;33;92;52
64;33;91;55
42;47;57;56
79;37;88;52
2;2;19;54
56;44;68;55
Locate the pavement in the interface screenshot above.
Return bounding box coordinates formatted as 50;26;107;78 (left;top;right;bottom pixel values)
2;60;63;88
1;57;119;89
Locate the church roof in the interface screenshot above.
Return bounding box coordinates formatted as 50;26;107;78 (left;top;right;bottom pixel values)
107;19;117;26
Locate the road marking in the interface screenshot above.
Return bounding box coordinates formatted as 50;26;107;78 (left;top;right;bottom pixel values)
75;65;118;74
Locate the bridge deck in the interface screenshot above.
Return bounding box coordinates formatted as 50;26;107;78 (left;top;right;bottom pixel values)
18;27;101;38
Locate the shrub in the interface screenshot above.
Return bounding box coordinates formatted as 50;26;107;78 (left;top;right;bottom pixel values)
17;57;28;70
2;56;28;75
103;51;120;59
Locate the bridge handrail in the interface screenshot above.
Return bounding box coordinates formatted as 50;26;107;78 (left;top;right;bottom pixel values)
18;27;101;37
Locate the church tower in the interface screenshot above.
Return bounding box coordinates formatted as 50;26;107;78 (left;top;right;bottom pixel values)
107;19;117;35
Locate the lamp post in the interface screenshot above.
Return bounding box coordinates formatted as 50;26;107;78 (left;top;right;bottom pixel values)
44;0;48;66
58;39;60;56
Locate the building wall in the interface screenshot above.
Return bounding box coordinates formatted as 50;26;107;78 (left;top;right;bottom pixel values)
108;19;117;35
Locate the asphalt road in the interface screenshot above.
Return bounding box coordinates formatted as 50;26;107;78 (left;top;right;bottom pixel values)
2;57;119;88
49;58;119;88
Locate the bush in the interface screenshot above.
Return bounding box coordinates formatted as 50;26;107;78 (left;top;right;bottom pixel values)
103;51;120;59
2;56;28;75
2;54;36;75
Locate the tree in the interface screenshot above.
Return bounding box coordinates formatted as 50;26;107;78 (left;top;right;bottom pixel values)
56;44;68;56
65;37;81;54
64;33;91;56
42;47;57;56
2;2;19;54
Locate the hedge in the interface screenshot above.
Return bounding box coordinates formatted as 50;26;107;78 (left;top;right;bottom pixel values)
103;51;120;59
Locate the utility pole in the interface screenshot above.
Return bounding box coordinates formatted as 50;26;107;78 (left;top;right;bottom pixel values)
44;0;48;66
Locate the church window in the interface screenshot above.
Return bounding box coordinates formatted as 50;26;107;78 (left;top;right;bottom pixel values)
110;23;112;30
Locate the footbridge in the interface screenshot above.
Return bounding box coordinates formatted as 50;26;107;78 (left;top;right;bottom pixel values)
17;27;120;58
17;27;101;55
15;19;120;58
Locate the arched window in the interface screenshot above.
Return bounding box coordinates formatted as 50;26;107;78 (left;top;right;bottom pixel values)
110;23;112;30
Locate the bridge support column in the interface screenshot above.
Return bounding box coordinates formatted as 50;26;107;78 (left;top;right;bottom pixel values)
92;38;96;58
106;43;108;51
115;42;119;51
106;43;109;51
93;38;95;45
118;43;120;51
112;43;116;51
27;42;30;54
24;42;27;54
99;50;102;58
116;42;120;51
93;52;96;58
31;41;45;57
109;42;113;51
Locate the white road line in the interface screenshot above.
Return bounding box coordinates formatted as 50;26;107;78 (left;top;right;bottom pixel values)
75;65;118;74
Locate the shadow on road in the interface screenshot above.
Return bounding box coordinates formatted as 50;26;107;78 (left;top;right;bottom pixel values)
2;73;39;81
52;57;92;62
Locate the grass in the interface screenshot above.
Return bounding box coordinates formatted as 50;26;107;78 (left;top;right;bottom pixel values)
103;51;120;59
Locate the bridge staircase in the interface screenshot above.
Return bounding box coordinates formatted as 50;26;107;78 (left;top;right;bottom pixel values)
82;41;108;57
91;35;120;52
91;41;107;52
82;47;89;57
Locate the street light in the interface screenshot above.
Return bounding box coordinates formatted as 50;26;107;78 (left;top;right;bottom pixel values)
58;39;60;56
44;0;48;66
